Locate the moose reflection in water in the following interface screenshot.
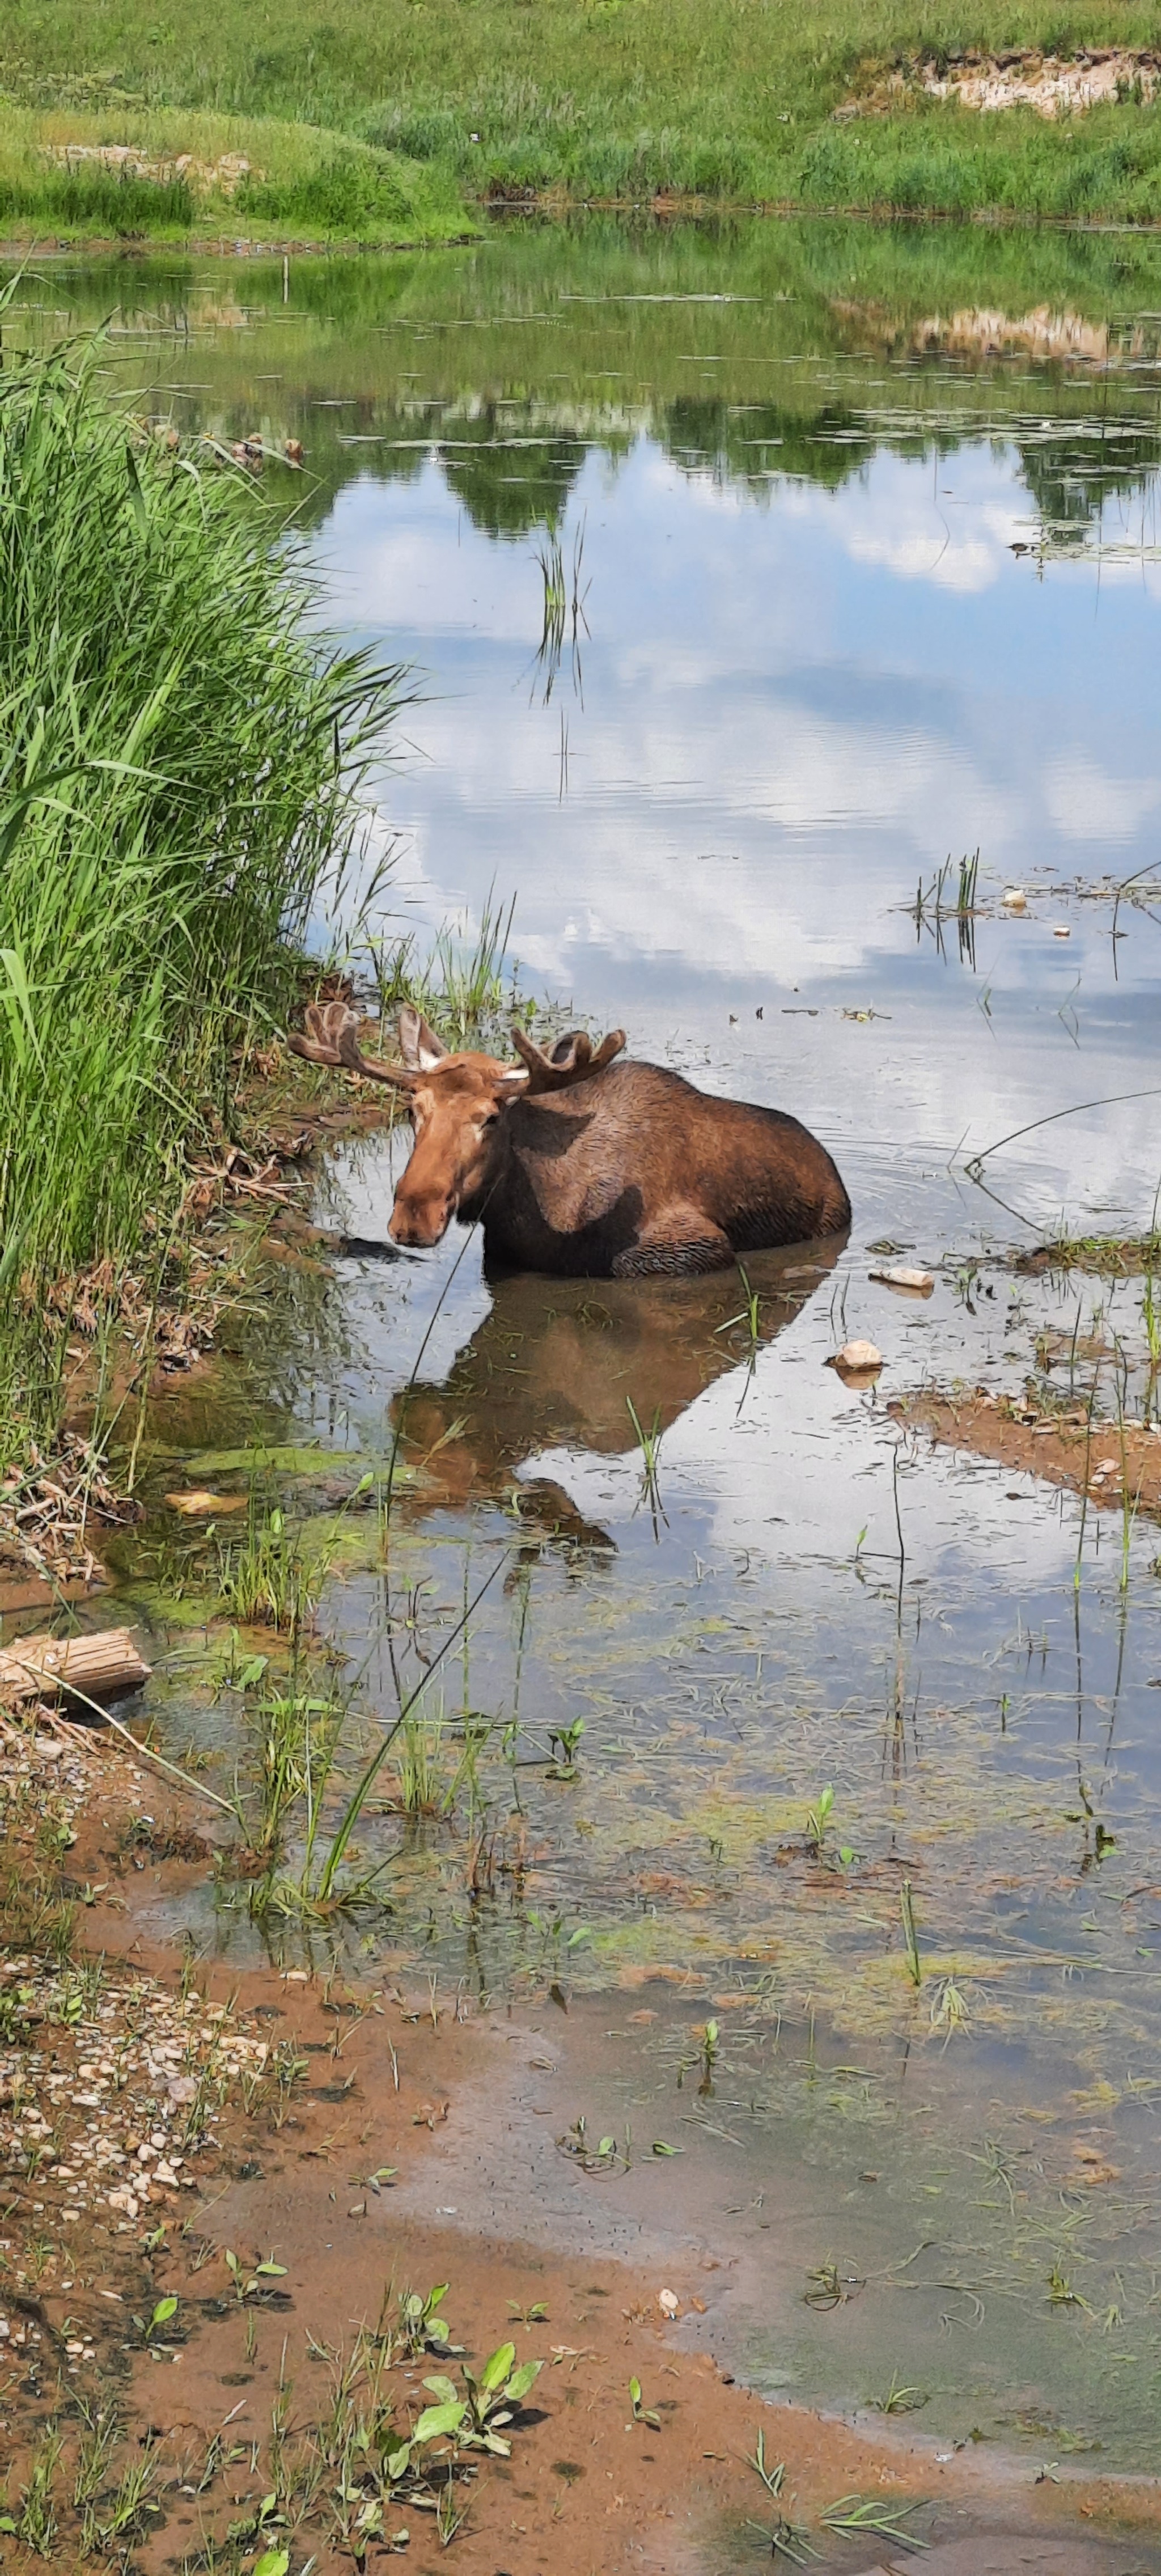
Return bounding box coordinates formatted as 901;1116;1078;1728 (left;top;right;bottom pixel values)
387;1245;844;1545
289;1003;850;1276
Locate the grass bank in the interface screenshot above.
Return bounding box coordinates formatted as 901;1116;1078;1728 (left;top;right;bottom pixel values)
0;301;400;1460
11;0;1161;226
0;104;473;245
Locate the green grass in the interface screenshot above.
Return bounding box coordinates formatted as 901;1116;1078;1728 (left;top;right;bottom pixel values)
0;104;472;244
10;0;1161;224
0;298;401;1452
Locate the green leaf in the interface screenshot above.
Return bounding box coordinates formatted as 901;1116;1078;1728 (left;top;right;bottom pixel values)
0;2516;18;2533
597;2137;615;2158
479;2340;516;2394
150;2296;178;2329
481;2431;512;2455
504;2359;544;2405
253;2550;289;2576
384;2443;410;2480
421;2375;459;2403
651;2141;682;2155
255;2260;287;2277
124;440;149;533
629;2377;642;2406
0;944;43;1069
413;2400;465;2443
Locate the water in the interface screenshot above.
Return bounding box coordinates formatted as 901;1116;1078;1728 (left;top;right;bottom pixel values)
10;216;1161;2466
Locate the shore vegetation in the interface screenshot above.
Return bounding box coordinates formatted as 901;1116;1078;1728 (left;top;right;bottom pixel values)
0;300;400;1459
0;103;472;245
10;0;1161;228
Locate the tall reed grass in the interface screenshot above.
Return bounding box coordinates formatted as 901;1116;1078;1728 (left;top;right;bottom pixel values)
0;303;401;1451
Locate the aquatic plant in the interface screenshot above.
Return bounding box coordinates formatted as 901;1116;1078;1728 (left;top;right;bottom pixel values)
395;1711;448;1814
249;1688;343;1859
531;518;588;704
899;1878;922;1988
820;2493;929;2548
216;1510;331;1640
364;887;524;1052
626;1396;667;1535
805;1784;834;1855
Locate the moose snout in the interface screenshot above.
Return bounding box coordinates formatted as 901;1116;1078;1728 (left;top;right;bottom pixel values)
388;1187;452;1250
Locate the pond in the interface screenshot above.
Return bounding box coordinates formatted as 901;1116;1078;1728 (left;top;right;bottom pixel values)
9;215;1161;2473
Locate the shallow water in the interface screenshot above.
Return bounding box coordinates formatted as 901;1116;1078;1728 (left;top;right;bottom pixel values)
10;216;1161;2464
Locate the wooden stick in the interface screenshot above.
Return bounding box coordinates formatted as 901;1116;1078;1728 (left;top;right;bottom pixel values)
0;1628;150;1706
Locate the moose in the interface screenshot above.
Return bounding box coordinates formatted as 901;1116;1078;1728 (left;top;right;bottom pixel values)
287;1002;850;1277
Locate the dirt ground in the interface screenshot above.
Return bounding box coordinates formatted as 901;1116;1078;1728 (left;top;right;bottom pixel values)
1;1724;1161;2576
889;1387;1161;1525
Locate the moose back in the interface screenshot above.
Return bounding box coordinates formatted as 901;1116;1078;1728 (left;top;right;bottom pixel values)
288;1004;850;1278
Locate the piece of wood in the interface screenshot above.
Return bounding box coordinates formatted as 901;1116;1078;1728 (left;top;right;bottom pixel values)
0;1628;150;1707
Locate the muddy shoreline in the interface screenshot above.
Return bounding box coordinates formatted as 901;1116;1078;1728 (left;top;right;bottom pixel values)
3;1723;1161;2573
892;1387;1161;1522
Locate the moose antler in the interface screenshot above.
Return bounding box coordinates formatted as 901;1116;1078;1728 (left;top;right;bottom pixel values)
509;1025;626;1094
286;1002;413;1087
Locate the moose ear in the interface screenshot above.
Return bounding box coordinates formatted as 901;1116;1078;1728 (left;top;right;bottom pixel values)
398;1005;448;1073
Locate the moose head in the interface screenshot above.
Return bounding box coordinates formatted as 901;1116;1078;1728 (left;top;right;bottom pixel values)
287;1002;625;1249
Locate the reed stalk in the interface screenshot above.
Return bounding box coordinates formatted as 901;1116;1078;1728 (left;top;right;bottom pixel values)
0;304;402;1453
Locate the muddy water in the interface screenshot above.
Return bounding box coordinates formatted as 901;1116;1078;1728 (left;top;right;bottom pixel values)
11;219;1161;2472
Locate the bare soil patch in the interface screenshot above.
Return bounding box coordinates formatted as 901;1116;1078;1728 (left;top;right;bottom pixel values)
838;50;1161;122
891;1386;1161;1520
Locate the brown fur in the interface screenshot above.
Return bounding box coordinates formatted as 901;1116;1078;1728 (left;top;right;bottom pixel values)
287;1003;850;1277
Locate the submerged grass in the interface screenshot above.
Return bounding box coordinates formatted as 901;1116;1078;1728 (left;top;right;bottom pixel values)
0;306;401;1456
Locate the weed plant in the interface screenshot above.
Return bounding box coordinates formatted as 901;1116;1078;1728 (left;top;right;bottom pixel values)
0;310;400;1456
